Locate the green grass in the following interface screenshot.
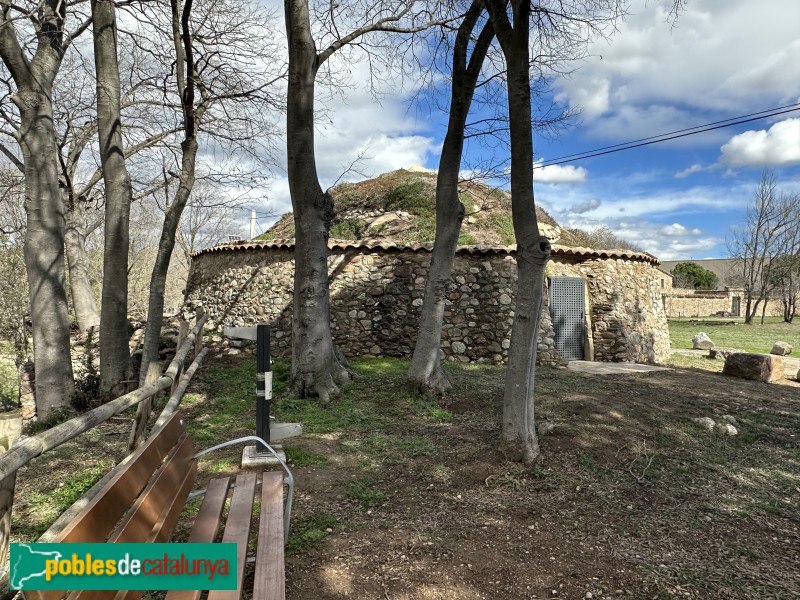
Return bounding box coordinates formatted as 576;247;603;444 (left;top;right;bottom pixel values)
330;217;368;240
457;232;478;245
484;212;515;245
182;357;291;444
284;447;329;467
668;316;800;353
346;476;385;509
20;462;110;539
286;514;341;555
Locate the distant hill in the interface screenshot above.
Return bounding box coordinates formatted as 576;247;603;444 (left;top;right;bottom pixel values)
259;168;643;253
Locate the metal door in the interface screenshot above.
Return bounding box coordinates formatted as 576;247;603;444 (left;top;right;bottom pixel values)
549;277;585;360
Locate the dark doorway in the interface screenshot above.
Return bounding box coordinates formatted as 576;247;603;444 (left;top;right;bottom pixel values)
732;296;741;317
550;276;585;360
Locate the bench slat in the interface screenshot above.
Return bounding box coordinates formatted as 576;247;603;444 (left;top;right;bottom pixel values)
164;476;231;600
24;415;188;600
97;462;200;600
146;458;197;544
57;413;186;544
66;437;198;600
110;434;196;543
253;472;285;600
207;472;257;600
187;477;232;543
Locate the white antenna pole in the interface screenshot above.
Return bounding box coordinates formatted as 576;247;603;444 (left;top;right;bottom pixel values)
250;210;257;239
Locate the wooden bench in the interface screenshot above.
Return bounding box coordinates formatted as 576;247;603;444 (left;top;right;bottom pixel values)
25;412;291;600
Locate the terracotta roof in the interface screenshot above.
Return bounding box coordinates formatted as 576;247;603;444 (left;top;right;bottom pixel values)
192;239;660;265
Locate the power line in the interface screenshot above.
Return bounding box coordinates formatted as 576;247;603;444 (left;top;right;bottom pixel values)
533;103;800;169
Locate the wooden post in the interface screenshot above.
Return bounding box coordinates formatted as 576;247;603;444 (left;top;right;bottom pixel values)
194;307;205;357
0;410;22;571
127;362;162;453
173;321;190;396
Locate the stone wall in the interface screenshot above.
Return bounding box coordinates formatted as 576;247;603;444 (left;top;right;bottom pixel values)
185;242;671;365
663;288;784;318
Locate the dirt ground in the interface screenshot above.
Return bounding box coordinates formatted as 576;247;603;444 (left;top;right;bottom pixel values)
278;363;800;600
11;355;800;600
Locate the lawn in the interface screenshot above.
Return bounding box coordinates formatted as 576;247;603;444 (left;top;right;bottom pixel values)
10;352;800;599
668;316;800;354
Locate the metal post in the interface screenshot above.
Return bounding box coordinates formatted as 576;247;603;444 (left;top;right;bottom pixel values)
256;324;271;453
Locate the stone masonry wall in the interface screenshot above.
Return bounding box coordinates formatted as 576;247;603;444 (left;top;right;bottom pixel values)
663;288;784;318
547;258;670;363
185;245;670;365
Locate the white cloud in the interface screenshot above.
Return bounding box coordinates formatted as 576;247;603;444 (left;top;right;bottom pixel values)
660;223;702;236
533;163;588;184
675;164;704;178
557;76;610;118
554;0;800;138
719;119;800;167
568;198;601;214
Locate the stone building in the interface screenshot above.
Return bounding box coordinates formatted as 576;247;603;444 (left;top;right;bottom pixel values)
185;240;671;365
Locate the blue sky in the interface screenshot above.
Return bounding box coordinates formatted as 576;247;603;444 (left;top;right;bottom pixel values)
257;0;800;261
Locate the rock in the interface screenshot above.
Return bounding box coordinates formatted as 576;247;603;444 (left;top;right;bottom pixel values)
692;332;714;350
691;417;715;432
771;341;793;356
721;415;737;425
709;347;744;361
723;352;785;383
538;421;557;436
716;423;738;436
451;341;467;354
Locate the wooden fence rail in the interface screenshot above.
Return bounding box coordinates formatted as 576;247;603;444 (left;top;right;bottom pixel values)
0;310;208;591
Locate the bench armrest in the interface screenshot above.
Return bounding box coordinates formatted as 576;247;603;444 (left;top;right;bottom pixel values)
193;436;294;544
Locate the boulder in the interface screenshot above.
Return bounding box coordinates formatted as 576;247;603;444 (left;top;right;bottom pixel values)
691;417;715;431
771;341;793;356
722;352;785;383
692;332;715;350
716;423;738;436
709;347;744;361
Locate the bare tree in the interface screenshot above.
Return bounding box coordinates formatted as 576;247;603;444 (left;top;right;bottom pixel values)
728;170;795;325
177;182;257;259
407;0;580;395
777;213;800;323
93;0;135;395
136;0;284;384
0;167;29;371
284;0;443;401
407;0;495;395
486;0;624;462
485;0;549;462
0;0;91;417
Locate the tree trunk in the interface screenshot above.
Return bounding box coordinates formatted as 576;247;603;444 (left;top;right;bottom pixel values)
19;94;75;419
489;0;551;463
0;0;75;419
408;3;493;396
745;296;761;324
139;139;198;386
64;213;100;332
93;0;133;396
284;0;350;402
